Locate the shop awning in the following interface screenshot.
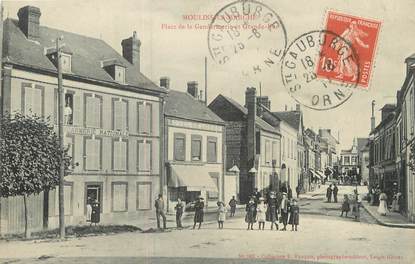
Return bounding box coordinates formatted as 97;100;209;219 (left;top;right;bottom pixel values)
310;169;322;180
316;170;325;179
168;164;218;192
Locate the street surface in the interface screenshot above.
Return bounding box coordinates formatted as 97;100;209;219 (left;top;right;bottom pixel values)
0;185;414;264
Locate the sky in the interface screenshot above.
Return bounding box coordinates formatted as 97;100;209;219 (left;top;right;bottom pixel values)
3;0;415;150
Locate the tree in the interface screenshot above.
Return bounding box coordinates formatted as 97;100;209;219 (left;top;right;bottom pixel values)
0;112;71;238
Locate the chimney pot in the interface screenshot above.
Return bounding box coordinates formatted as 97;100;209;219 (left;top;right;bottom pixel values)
187;81;198;99
160;77;170;89
285;105;288;111
121;31;141;70
18;6;41;41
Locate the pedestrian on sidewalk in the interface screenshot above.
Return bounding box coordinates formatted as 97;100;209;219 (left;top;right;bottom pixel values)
256;197;266;230
340;194;350;217
279;193;289;231
245;197;256;230
326;184;333;203
377;191;388;216
217;201;227;229
229;196;237;217
193;196;205;229
174;198;184;229
155;194;167;230
333;184;339;203
288;186;293;200
351;189;361;221
266;191;279;230
288;199;299;231
295;185;301;199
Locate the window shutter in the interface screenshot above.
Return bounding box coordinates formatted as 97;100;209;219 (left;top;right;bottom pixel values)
86;97;93;127
191;140;201;160
95;97;101;128
138;142;145;171
85;139;93;170
32;88;42;116
73;94;82;126
138;103;145;133
24;87;33;115
146;142;152;171
146;104;152;133
114;101;122;130
174;137;185;161
137;183;151;210
121;101;127;130
112;184;127;211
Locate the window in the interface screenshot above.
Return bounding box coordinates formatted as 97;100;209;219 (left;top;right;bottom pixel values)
265;140;271;164
191;135;202;161
85;94;102;128
115;66;125;84
22;83;43;116
61;53;72;73
138;141;152;171
272;141;278;164
64;93;73;125
137;182;152;210
344;156;350;165
138;102;152;134
113;99;128;131
208;172;219;199
207;137;217;163
54;183;73;216
174;134;186;161
66;135;75;166
113;139;128;171
85;137;101;170
112;182;128;212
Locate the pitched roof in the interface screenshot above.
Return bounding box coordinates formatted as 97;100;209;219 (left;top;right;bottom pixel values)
272;111;301;130
217;95;280;134
3;18;165;94
165;90;224;125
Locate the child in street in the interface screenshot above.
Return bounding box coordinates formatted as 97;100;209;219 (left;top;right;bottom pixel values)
256;197;266;230
340;194;350;217
245;197;256;230
217;201;227;229
288;199;299;231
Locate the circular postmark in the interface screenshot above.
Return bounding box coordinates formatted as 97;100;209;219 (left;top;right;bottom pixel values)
281;30;361;111
208;0;287;78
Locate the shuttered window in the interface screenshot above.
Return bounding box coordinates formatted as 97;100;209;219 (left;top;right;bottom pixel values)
138;102;152;134
174;134;185;161
114;99;128;131
272;141;278;163
191;136;202;161
138;141;152;171
24;85;42;116
207;137;217;163
85;138;101;170
113;140;127;171
85;95;101;128
137;182;152;210
54;184;73;216
66;136;74;166
112;182;128;212
265;140;271;164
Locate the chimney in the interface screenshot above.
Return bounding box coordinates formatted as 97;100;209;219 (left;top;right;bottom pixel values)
121;31;141;70
257;96;271;110
245;87;257;174
381;104;395;121
405;55;415;75
295;104;301;112
370;100;376;131
160;77;170;89
187;81;198;99
285;105;288;111
199;90;204;102
17;6;41;41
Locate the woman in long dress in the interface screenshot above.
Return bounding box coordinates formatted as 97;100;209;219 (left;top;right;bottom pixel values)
245;197;256;230
266;191;279;230
377;191;388;216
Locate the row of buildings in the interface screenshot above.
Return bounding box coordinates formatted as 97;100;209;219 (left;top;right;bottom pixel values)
0;5;339;235
366;55;415;222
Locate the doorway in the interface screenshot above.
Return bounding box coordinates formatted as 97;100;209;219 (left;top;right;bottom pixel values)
85;183;103;214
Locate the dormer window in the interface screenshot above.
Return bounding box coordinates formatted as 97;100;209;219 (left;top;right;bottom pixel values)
101;59;126;84
45;47;73;73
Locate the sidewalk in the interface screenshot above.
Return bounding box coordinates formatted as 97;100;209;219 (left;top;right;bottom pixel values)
361;201;415;229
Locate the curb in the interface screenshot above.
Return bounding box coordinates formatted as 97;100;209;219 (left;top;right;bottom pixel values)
361;203;415;229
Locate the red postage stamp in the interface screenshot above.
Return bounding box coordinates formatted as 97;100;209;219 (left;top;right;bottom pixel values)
316;11;381;88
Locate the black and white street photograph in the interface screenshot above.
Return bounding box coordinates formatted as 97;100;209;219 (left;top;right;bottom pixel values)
0;0;414;263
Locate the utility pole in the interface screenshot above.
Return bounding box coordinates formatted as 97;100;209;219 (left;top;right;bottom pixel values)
55;36;65;238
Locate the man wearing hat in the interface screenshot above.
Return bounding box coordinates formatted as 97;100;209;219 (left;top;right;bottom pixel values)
154;194;166;230
279;192;289;231
193;196;205;229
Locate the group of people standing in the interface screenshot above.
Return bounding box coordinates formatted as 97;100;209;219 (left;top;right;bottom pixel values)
245;189;300;232
326;184;339;203
340;189;362;220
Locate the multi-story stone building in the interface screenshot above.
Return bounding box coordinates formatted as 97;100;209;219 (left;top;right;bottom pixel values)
318;129;339;179
304;128;323;190
209;88;281;202
0;6;166;234
162;79;225;211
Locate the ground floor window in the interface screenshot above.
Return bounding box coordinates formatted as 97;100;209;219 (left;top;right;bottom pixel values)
112;182;128;212
137;182;152;210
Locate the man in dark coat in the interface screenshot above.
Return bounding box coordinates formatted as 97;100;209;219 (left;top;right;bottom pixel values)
326;184;333;203
288;186;293;200
228;196;237;217
174;198;184;228
333;184;339;203
266;191;279;230
155;194;167;229
193;197;205;229
252;188;261;218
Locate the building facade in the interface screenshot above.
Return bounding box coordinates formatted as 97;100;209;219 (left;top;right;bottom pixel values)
209;88;281;202
0;6;166;234
163;80;225;211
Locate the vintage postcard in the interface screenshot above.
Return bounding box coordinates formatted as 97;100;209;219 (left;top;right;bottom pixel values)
0;0;414;263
